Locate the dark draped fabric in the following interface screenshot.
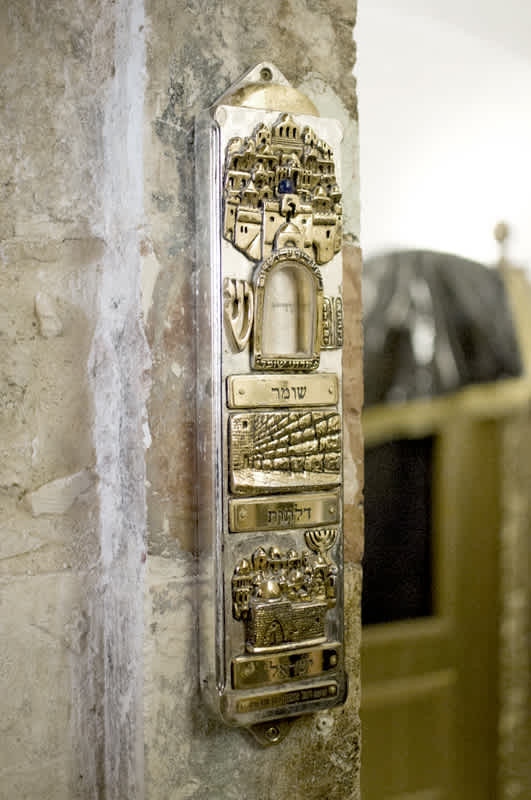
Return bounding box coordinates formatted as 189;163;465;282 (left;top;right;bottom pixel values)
363;250;522;408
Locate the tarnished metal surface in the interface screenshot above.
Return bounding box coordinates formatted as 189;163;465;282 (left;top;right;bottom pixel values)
236;682;338;713
229;410;341;494
227;373;339;408
232;645;341;689
196;64;347;739
229;492;341;533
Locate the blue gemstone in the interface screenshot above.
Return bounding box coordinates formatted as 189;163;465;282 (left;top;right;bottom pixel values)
278;178;295;194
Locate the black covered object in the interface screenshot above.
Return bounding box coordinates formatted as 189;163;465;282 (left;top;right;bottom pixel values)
363;250;522;407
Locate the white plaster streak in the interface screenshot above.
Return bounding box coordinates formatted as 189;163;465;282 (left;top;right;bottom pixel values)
342;420;359;506
141;248;162;319
88;0;148;797
142;420;152;449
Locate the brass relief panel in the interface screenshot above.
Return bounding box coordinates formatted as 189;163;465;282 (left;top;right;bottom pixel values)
232;645;341;690
232;531;339;652
229;492;340;533
223;113;342;265
235;683;338;715
229;410;341;494
227;373;339;408
196;63;347;742
322;296;344;349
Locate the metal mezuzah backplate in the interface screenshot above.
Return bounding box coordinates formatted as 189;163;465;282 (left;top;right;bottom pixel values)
196;63;346;740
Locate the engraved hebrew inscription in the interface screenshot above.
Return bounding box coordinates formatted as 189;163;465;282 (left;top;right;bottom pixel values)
229;491;340;533
227;374;339;408
232;645;341;690
236;683;338;714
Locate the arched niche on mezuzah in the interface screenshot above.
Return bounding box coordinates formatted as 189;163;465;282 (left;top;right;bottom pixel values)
252;247;323;372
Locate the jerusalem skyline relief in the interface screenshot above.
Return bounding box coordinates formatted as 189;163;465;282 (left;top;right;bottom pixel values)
223;113;343;265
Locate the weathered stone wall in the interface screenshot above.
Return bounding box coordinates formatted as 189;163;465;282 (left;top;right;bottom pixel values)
1;2;106;797
1;1;362;798
1;1;148;797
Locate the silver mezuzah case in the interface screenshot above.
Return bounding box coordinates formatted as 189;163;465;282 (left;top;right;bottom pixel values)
196;63;347;744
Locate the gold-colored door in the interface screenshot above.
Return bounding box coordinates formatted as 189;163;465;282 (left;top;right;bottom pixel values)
361;398;502;800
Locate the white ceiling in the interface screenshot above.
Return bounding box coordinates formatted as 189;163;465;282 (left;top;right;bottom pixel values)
356;0;531;266
361;0;531;64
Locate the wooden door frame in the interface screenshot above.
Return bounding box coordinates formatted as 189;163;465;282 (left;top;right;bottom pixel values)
362;376;531;798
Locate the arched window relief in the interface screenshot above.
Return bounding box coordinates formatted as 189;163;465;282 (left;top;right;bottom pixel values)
253;249;323;372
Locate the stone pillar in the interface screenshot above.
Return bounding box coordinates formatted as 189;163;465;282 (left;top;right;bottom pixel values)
142;3;362;798
2;1;148;796
0;2;362;798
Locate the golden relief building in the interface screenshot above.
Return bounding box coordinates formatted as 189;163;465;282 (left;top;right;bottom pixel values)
232;544;338;652
223;113;343;265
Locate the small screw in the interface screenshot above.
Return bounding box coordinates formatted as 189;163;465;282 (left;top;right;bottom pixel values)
265;725;280;742
328;685;337;696
316;715;333;733
329;505;336;515
329;386;334;394
239;509;248;520
260;67;273;82
238;388;245;395
329;655;337;666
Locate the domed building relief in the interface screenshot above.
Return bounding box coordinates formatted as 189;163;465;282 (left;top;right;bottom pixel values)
232;539;339;653
223;113;342;266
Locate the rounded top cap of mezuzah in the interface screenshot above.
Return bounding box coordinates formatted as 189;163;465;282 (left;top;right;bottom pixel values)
218;62;319;116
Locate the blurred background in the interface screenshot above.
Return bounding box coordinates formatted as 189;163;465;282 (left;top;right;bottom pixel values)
358;0;531;266
356;2;531;798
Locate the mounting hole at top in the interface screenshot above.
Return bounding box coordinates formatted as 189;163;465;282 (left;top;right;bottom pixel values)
260;67;273;82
